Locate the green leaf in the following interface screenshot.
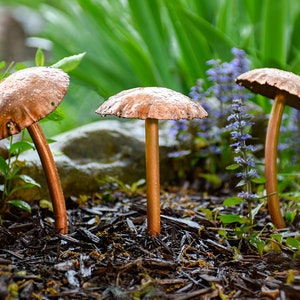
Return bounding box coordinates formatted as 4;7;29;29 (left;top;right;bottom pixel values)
0;61;6;69
10;184;38;195
0;156;9;175
251;202;264;219
131;178;146;193
14;63;27;71
51;52;86;72
236;180;246;187
198;173;222;188
285;210;297;223
8;200;31;213
219;214;247;224
39;199;53;211
270;233;283;243
16;174;41;187
225;164;240;171
35;48;45;66
198;207;213;221
44;107;66;122
249;234;265;256
46;138;57;144
217;229;227;238
223;197;244;206
286;237;300;250
9;141;35;156
251;177;266;184
262;0;287;68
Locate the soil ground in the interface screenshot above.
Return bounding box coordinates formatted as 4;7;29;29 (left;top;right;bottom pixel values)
1;187;300;299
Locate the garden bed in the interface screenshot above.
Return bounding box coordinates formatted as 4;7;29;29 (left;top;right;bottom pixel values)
1;187;299;299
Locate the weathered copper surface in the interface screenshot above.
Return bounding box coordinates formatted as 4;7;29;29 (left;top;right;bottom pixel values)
96;87;208;120
0;67;69;138
236;68;300;109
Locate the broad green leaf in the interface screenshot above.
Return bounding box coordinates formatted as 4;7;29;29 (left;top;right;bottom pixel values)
286;237;300;250
8;200;31;212
10;184;40;195
9;141;35;156
16;174;41;187
223;197;244;206
51;52;86;72
171;3;234;59
262;0;287;68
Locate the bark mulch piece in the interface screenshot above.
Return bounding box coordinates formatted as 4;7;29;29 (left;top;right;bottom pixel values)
0;190;299;299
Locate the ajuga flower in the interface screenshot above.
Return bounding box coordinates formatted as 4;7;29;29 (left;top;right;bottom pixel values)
227;98;259;225
169;48;251;176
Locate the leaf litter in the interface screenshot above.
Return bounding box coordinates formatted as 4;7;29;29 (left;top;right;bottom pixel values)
0;188;300;299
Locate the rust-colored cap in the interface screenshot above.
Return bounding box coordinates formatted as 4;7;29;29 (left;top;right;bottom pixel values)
0;66;69;138
96;87;208;120
236;68;300;110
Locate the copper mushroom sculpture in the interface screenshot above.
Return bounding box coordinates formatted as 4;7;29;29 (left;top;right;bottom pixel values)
0;66;70;233
96;87;208;236
236;68;300;228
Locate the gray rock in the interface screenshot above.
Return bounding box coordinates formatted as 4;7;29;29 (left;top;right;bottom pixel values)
16;119;176;200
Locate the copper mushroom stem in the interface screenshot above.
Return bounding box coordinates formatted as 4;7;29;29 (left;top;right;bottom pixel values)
27;123;67;233
265;94;286;228
145;118;160;236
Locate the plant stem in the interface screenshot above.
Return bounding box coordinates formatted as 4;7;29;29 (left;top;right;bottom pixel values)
240;122;254;227
265;93;286;228
27;123;68;233
145;118;160;236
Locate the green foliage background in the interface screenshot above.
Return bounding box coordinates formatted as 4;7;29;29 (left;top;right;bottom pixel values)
1;0;300;135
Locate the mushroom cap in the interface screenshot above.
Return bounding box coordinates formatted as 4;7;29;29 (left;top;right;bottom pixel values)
236;68;300;110
96;87;208;120
0;66;69;138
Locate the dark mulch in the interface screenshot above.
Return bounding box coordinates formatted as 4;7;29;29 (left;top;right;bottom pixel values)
0;189;300;299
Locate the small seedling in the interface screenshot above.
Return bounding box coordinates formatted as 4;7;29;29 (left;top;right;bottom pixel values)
0;135;40;216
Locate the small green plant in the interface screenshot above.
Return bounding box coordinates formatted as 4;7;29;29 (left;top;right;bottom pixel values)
96;175;146;202
0;136;40;215
224;98;264;228
0;62;40;216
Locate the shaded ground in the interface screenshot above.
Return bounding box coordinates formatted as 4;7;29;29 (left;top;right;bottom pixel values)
0;187;300;299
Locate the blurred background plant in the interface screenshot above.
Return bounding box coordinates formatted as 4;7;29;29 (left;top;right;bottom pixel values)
168;48;254;186
1;0;300;135
0;0;300;221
